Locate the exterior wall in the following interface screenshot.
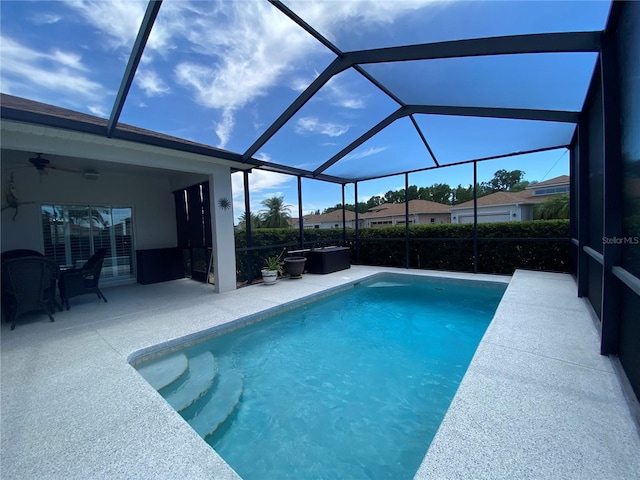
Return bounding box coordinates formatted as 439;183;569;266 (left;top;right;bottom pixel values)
363;213;449;227
451;205;526;224
1;160;176;253
208;166;236;293
520;205;534;221
415;213;450;225
303;220;354;229
297;217;356;229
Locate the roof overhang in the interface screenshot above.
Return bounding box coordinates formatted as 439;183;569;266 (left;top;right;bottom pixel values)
1;118;250;176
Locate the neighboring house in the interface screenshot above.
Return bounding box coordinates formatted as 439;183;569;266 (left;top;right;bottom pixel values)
449;175;570;224
360;200;451;227
291;209;357;229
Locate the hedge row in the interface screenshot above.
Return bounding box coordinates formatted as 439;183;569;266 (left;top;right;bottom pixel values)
234;219;570;281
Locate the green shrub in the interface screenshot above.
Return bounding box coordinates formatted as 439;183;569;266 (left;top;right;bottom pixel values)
234;220;570;282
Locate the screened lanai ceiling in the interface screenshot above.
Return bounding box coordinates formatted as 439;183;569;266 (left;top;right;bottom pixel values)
0;0;613;183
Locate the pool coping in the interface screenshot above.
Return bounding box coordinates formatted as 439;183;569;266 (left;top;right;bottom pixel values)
2;266;638;479
415;269;640;479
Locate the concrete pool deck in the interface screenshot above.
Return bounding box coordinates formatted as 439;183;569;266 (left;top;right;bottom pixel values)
1;267;639;479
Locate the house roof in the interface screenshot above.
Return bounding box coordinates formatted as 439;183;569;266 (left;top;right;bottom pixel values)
527;175;570;189
0;93;248;167
293;209;356;224
450;175;570;210
362;200;450;218
450;190;540;210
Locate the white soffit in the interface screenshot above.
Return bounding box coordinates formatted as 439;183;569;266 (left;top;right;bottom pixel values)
0;120;251;175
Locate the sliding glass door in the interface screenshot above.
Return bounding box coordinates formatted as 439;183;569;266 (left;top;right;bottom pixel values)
41;205;134;282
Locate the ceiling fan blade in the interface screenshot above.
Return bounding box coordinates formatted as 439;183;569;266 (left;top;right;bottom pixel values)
48;164;85;175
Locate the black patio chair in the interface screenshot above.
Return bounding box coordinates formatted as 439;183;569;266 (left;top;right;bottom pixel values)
1;249;63;319
58;248;108;310
1;256;59;330
1;249;44;260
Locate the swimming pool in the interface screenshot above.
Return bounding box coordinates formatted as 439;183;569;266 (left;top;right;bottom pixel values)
135;274;505;479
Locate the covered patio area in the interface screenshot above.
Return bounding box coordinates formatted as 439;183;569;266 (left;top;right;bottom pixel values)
1;267;638;479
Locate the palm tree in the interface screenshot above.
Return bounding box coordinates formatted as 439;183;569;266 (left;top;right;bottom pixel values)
237;211;262;230
534;194;570;220
259;195;292;228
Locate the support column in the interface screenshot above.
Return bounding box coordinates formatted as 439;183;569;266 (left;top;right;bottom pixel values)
341;184;347;244
297;176;304;249
405;173;410;269
243;171;254;284
600;28;623;355
473;161;479;274
577;119;589;298
208;165;236;293
355;182;360;264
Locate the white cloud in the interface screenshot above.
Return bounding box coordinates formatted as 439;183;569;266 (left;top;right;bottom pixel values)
322;76;366;109
167;1;328;146
289;75;316;93
290;0;435;35
295;117;349;137
47;0;435;146
135;69;170;97
289;70;365;109
213;108;236;149
344;145;388;161
231;169;295;216
173;3;321;110
255;152;272;162
0;35;104;103
340;98;366;109
64;0;147;49
87;104;108;117
32;13;62;25
52;50;88;71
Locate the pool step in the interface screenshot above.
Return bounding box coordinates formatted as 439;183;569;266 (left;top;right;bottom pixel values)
187;361;244;439
137;353;189;391
163;352;217;412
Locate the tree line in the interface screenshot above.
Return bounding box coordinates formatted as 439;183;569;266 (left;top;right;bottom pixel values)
323;169;531;214
238;169;568;228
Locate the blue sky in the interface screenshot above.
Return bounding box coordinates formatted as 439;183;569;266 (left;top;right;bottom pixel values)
0;0;610;222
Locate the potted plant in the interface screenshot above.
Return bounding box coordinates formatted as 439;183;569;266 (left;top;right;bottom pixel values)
261;251;284;285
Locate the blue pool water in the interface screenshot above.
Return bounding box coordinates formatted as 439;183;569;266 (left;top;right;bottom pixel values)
136;275;505;479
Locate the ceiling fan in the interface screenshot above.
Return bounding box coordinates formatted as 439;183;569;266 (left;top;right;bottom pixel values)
28;153;85;176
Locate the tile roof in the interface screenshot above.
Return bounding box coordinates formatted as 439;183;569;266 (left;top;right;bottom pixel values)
362;200;450;218
451;175;570;209
450;190;538;209
292;209;357;224
526;175;570;188
0;93;242;162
